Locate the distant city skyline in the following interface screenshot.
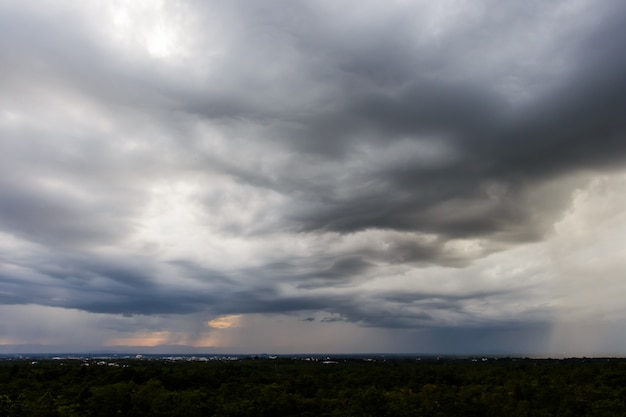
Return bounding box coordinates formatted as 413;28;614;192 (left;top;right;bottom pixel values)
2;0;626;355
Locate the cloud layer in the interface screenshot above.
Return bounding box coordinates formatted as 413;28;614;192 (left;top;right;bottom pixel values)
2;0;626;354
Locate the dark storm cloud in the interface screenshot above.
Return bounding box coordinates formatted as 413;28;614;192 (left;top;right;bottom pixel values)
277;10;626;239
2;0;626;349
176;1;626;247
0;249;237;315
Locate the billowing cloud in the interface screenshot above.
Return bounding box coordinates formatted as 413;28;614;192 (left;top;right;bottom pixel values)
1;0;626;354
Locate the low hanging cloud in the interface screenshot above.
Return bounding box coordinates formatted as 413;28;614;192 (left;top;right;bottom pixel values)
2;0;626;353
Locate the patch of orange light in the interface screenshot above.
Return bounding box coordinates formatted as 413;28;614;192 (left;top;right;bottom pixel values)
207;315;241;329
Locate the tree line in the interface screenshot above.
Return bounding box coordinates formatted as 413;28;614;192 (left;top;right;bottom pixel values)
1;357;626;416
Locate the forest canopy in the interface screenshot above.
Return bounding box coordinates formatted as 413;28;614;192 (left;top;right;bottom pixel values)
1;356;625;416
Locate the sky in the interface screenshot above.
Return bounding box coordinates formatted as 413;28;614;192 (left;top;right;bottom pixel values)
2;0;626;355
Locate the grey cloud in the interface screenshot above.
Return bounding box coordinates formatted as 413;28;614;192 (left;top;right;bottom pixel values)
276;17;626;242
0;182;137;247
293;257;373;289
381;290;505;306
316;300;435;329
321;316;347;323
212;2;626;247
1;0;626;351
211;290;334;317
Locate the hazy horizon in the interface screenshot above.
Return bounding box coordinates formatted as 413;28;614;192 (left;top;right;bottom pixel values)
3;343;622;358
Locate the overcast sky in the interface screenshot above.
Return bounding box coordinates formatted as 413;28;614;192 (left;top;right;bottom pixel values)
2;0;626;355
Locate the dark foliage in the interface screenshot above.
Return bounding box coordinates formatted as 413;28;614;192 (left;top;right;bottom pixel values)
1;357;626;416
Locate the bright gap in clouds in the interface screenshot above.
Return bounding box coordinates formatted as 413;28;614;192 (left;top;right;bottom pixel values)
108;0;188;60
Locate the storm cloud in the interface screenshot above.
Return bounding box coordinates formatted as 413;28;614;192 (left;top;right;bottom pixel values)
2;0;626;354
